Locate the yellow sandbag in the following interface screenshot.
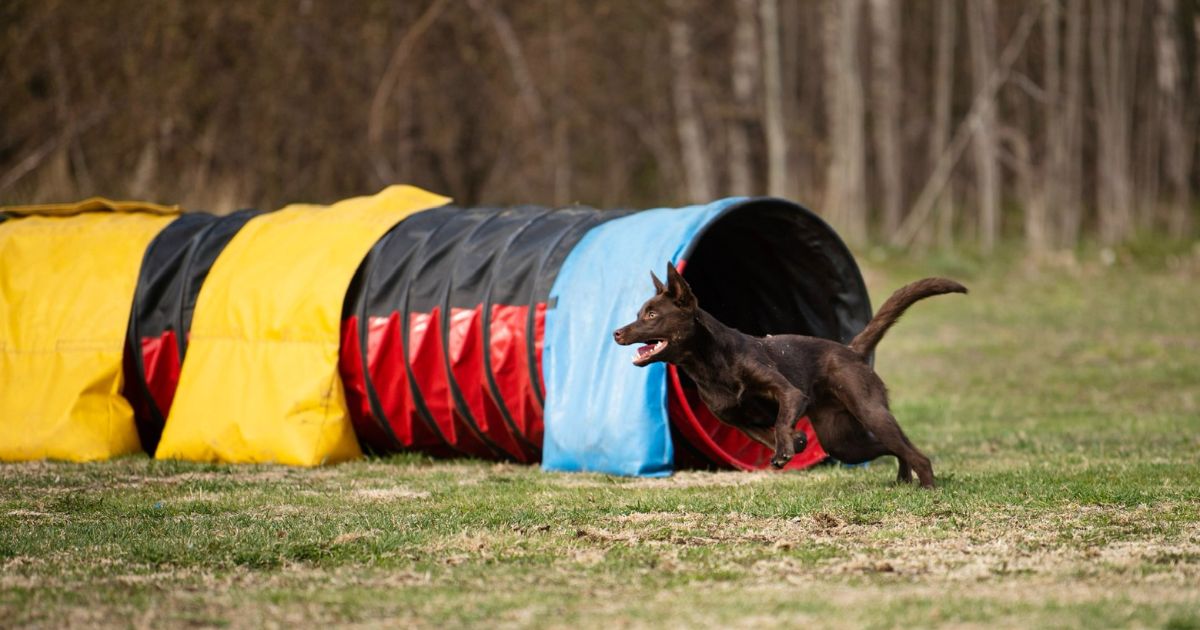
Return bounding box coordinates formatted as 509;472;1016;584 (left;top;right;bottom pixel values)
0;204;177;461
156;185;450;466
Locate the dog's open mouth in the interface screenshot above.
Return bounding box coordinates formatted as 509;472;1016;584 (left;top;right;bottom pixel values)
632;340;668;365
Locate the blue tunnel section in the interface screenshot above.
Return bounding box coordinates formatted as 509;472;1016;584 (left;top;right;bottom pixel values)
541;197;872;476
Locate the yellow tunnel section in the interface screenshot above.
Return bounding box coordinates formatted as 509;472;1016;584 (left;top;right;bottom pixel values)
156;185;450;466
0;199;178;461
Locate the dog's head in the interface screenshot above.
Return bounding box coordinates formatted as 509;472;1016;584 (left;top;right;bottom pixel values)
613;262;699;366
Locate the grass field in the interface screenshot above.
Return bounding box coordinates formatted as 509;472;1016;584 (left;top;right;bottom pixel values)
3;246;1199;628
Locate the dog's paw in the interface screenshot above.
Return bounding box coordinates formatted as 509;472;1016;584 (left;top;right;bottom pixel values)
770;453;792;469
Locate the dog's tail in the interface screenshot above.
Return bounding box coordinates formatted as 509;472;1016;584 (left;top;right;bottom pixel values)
849;277;967;356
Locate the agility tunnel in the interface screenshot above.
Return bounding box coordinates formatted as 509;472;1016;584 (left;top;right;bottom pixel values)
346;197;874;475
539;198;872;475
4;188;872;475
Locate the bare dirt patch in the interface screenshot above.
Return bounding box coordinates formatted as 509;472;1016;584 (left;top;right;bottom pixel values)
595;503;1200;584
624;470;780;489
351;487;431;501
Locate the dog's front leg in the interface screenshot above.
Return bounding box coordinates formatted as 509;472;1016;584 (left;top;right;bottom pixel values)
771;388;807;468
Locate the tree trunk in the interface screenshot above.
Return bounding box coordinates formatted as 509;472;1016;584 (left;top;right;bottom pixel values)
728;0;758;196
967;0;1000;252
366;0;449;184
1038;0;1063;253
760;0;789;198
869;0;903;236
1059;0;1086;248
1156;0;1192;238
468;0;550;200
930;0;956;249
781;0;810;193
668;3;715;202
1002;126;1038;252
1136;4;1163;231
551;4;573;206
1006;90;1045;253
822;0;867;245
1090;0;1139;245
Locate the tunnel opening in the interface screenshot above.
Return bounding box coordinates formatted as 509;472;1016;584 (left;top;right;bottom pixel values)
668;198;872;470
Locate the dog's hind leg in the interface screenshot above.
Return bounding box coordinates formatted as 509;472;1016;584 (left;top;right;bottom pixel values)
853;404;932;487
851;403;933;487
896;460;912;484
830;371;934;487
807;404;888;463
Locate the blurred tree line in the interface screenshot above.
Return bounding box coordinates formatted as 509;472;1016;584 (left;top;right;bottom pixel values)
2;0;1198;250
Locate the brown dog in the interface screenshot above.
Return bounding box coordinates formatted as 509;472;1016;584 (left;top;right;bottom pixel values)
613;263;965;487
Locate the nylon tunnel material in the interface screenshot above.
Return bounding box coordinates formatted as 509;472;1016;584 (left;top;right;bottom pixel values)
340;205;633;463
0;199;177;462
154;186;450;466
5;189;871;475
124;209;262;454
336;196;870;474
541;198;872;475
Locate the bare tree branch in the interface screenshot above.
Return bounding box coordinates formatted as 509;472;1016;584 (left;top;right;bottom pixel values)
367;0;450;184
0;108;108;194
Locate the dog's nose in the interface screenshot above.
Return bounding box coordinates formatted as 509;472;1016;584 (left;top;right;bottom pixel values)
613;329;623;343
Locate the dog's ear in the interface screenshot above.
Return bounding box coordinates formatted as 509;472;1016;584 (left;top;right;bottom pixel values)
665;262;696;308
650;270;666;294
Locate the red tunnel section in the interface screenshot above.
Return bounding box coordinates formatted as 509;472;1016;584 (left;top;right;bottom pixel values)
341;206;607;461
340;304;547;461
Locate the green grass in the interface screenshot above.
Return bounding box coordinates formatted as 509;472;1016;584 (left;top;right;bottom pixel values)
3;251;1200;628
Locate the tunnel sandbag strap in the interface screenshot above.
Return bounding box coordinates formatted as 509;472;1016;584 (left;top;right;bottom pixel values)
156;185;450;466
0;210;177;461
1;197;179;217
541;197;747;477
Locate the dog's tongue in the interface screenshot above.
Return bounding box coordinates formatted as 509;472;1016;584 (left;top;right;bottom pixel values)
637;344;655;358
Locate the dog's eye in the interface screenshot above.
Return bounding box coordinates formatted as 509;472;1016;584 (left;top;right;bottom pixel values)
645;311;657;319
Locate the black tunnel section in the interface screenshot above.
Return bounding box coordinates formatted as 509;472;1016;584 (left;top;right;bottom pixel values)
682;198;870;344
123;209;261;453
